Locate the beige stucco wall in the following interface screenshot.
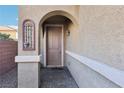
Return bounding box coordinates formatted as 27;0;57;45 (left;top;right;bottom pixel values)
18;62;40;88
18;5;80;88
79;6;124;70
66;6;124;70
18;5;79;56
65;6;124;87
65;54;120;88
19;5;124;69
18;5;124;87
66;22;80;53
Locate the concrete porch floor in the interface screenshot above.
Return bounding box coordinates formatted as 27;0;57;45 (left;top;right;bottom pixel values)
40;67;78;88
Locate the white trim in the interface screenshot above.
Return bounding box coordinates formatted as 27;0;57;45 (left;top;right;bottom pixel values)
44;27;47;66
44;24;64;67
15;55;41;62
66;50;124;87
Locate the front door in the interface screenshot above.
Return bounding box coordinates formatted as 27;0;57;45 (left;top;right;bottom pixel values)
46;25;63;67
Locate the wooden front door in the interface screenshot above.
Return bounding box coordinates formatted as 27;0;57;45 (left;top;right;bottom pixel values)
46;25;62;67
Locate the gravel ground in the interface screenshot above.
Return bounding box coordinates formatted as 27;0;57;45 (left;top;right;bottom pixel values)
0;67;17;88
0;67;78;88
40;67;78;88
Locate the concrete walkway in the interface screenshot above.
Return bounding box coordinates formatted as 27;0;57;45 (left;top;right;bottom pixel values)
40;67;78;88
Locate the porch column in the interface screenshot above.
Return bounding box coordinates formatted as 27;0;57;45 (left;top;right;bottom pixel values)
15;55;41;88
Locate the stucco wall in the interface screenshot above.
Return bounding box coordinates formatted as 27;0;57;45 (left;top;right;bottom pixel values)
79;6;124;70
17;6;79;87
66;6;124;70
18;5;79;56
19;5;124;70
18;5;124;87
65;22;80;54
18;62;40;88
65;54;120;88
64;6;124;87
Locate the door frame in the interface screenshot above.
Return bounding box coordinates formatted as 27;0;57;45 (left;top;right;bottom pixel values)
44;24;64;67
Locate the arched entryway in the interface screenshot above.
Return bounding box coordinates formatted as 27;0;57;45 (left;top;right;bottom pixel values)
39;10;77;67
38;10;78;87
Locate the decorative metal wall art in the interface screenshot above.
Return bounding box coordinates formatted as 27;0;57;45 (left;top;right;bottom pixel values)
23;19;35;50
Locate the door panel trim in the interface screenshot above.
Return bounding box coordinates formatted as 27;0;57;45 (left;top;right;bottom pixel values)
44;24;64;67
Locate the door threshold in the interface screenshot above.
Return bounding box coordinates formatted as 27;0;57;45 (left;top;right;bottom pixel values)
46;65;63;68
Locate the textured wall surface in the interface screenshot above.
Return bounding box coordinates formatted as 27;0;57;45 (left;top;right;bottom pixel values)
19;5;124;69
18;6;124;88
65;54;120;88
18;62;40;88
66;6;124;70
65;6;124;87
79;6;124;70
0;41;17;75
19;5;79;56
